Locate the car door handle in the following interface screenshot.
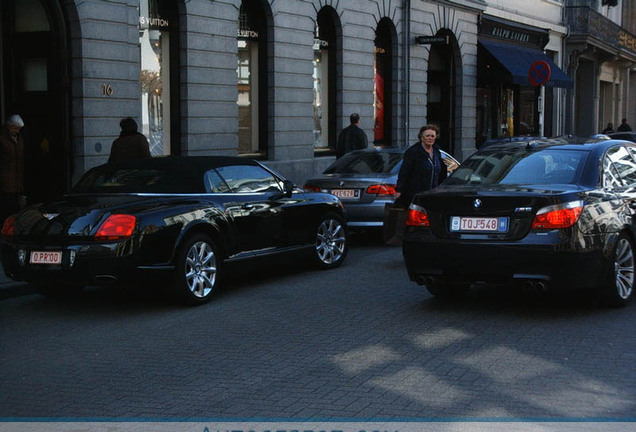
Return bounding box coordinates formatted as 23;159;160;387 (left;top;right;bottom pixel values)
242;204;255;210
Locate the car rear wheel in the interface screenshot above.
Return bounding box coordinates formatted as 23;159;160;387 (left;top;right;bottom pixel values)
314;212;348;269
603;234;634;307
174;234;220;305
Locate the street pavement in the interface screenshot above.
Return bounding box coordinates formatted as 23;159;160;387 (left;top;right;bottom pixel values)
1;234;635;421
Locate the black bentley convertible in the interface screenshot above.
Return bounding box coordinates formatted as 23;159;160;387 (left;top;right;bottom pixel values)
1;156;348;305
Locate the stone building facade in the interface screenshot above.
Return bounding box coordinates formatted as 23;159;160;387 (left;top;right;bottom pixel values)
1;0;583;203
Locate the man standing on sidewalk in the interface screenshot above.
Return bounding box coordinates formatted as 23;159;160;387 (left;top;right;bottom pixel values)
336;113;368;158
0;115;26;229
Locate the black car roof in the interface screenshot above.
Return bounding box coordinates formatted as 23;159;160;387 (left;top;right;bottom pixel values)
477;136;633;153
104;155;259;171
75;156;263;194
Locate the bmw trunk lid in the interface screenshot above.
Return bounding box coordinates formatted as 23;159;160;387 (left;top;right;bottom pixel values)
411;185;585;240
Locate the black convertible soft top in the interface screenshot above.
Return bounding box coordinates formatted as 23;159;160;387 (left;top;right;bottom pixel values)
73;156;262;194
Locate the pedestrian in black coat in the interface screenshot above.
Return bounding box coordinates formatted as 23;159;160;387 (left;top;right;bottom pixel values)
617;118;632;132
336;113;368;158
109;118;152;163
395;124;447;208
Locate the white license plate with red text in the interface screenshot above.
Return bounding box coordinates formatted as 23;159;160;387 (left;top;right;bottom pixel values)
450;216;509;233
30;251;62;265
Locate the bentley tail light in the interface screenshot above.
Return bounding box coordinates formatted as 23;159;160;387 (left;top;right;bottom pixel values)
95;214;137;241
531;201;584;229
406;204;430;227
366;184;397;196
1;214;16;238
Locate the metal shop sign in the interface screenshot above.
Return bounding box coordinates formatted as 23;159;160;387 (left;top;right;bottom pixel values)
415;35;449;45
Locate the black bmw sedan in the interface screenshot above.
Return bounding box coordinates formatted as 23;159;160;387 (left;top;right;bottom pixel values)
402;136;636;306
1;156;348;305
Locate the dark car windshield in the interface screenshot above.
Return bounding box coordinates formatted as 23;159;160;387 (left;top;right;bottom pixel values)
324;151;403;174
445;148;588;186
73;166;205;193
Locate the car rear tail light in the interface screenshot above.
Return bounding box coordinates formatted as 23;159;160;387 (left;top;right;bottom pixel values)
1;214;16;238
366;184;397;196
406;204;430;227
303;185;321;192
95;214;137;241
531;200;584;229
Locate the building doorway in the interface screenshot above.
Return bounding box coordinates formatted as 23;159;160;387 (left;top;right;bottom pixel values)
1;0;70;203
427;31;456;154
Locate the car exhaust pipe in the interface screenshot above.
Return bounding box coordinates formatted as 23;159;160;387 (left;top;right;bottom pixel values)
423;276;436;287
521;280;549;292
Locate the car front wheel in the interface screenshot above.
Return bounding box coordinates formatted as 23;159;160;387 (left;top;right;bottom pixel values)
174;234;220;305
313;213;348;269
603;233;634;307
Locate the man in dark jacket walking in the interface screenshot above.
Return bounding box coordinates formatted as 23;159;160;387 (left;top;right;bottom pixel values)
336;113;368;158
617;118;632;132
109;117;152;163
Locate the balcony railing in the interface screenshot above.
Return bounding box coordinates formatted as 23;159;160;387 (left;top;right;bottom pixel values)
566;6;636;56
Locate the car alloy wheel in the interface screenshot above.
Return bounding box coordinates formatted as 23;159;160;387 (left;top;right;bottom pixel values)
175;234;220;305
605;234;634;307
314;212;347;269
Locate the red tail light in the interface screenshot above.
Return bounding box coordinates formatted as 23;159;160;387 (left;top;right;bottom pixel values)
406;205;430;227
303;185;321;192
531;201;584;229
366;184;397;196
1;214;16;238
95;214;137;241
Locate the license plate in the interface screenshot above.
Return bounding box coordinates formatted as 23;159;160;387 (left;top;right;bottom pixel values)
450;216;509;233
30;251;62;265
330;189;360;199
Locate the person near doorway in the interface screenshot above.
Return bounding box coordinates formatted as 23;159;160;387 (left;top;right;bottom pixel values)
336;113;368;158
394;124;447;209
617;118;632;132
108;117;152;163
0;115;26;228
601;123;614;134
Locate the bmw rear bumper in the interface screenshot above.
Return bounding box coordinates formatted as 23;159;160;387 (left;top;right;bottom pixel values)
402;228;611;291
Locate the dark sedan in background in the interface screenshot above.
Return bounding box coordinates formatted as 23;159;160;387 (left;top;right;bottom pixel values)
403;136;636;306
1;156;348;305
303;147;459;229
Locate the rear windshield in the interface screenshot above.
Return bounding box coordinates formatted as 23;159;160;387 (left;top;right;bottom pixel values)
72;166;204;193
325;152;403;174
445;148;588;186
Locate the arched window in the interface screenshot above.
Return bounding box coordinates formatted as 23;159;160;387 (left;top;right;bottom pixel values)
238;0;271;158
313;7;340;154
374;18;395;146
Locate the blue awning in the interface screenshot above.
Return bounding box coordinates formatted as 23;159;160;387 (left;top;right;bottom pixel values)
479;39;574;89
